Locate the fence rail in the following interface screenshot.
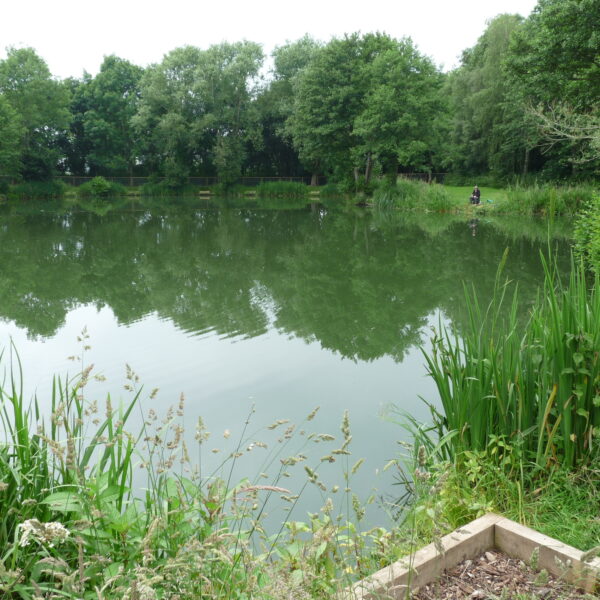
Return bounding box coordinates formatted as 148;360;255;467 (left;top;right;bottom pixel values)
3;173;447;186
55;176;328;187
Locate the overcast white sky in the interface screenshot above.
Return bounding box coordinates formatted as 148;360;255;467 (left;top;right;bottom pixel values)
2;0;539;79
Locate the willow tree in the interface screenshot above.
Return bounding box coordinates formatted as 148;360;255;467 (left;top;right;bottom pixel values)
133;42;263;185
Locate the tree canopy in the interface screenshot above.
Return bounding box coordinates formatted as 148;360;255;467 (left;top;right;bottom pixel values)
1;1;598;184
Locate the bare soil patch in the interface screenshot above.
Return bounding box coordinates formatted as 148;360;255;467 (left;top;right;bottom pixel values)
411;550;595;600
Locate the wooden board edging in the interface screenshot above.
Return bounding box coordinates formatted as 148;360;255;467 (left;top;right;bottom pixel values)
494;517;600;593
345;514;501;599
344;514;600;599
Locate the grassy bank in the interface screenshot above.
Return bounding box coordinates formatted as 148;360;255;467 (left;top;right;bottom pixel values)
372;179;596;217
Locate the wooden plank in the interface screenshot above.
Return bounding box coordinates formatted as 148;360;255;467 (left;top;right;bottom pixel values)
494;518;600;593
346;514;501;600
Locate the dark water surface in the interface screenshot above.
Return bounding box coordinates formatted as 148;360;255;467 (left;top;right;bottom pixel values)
0;199;571;526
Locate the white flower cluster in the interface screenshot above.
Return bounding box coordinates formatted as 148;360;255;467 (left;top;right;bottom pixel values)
19;519;70;547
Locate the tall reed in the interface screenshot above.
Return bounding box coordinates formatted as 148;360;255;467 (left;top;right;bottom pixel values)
372;179;452;212
423;251;600;470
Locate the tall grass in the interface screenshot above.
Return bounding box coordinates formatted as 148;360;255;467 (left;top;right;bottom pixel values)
372;179;453;212
0;338;404;599
7;181;65;200
501;184;596;216
141;181;201;197
255;181;309;200
574;195;600;274
423;251;600;471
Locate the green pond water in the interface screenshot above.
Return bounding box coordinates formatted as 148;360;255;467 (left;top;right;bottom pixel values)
0;199;572;527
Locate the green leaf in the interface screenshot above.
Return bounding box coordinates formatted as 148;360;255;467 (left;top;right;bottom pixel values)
42;491;83;513
315;541;327;559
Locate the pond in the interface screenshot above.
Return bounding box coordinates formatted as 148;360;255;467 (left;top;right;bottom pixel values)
0;199;572;528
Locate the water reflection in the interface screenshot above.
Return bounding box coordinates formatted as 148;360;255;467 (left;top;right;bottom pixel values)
0;199;571;360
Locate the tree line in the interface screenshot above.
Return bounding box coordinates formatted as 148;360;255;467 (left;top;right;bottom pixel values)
0;0;598;188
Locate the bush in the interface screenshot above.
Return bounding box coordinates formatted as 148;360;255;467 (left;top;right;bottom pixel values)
141;180;199;197
318;183;344;199
76;176;127;198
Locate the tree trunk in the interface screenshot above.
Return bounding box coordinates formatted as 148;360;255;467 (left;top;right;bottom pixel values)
310;173;318;186
523;147;530;176
364;153;373;184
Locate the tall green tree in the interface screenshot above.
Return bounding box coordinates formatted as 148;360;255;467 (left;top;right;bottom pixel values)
133;42;263;185
446;14;536;177
287;33;443;183
506;0;600;174
0;47;70;180
82;55;144;177
353;38;444;180
0;95;24;178
247;36;320;176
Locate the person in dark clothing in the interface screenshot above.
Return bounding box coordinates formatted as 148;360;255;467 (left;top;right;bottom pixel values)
470;185;481;205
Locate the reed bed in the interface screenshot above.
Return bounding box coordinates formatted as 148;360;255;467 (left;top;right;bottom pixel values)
500;184;596;217
373;179;453;212
574;195;600;274
423;251;600;471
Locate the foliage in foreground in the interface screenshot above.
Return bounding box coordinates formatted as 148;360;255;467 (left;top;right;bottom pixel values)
0;343;409;599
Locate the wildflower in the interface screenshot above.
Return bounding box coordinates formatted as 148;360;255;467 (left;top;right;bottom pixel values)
223;429;231;439
0;482;9;492
19;519;70;547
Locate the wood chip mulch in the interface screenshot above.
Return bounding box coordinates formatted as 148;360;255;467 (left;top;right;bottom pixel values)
410;550;595;600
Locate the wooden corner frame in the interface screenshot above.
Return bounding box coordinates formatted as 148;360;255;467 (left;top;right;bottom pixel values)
345;514;600;599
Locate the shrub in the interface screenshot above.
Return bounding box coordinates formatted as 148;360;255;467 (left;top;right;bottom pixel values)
76;176;127;198
318;183;344;199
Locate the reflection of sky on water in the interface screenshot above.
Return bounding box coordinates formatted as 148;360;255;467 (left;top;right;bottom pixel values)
0;302;442;529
